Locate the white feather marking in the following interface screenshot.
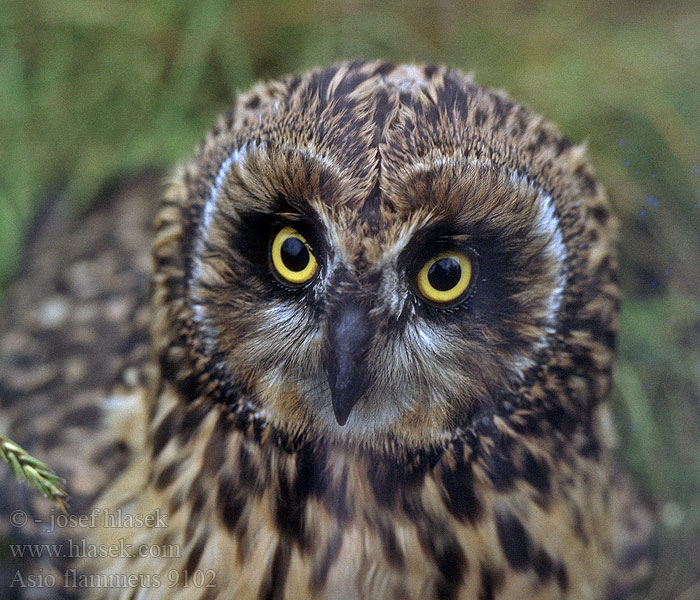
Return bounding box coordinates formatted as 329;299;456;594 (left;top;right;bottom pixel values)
382;212;434;263
261;304;301;331
294;143;338;172
507;170;568;328
202;143;252;233
406;322;439;354
190;144;255;327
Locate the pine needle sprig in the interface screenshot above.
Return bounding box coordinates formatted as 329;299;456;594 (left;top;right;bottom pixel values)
0;434;68;511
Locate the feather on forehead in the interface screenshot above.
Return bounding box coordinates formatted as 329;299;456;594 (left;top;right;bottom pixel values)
204;135;565;276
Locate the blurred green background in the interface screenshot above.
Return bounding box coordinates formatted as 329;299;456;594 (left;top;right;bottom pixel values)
1;0;699;597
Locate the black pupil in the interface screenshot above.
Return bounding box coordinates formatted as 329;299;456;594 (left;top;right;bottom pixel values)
428;257;461;291
281;236;310;272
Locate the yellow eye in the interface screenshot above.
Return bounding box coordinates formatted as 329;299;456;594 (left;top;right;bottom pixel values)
271;226;318;285
417;251;472;305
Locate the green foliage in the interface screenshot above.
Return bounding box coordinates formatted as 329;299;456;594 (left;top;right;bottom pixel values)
0;435;68;511
1;0;699;595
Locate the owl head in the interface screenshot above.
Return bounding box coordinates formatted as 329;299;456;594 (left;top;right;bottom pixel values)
152;61;618;451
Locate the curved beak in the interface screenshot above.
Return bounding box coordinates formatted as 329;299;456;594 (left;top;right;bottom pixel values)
324;301;372;426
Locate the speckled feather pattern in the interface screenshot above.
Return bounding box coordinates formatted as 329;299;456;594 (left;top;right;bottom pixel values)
0;61;651;599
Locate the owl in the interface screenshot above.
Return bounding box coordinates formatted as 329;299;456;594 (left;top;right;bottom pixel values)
0;61;652;599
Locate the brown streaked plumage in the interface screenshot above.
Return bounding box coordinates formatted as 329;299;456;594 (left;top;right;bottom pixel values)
1;61;652;599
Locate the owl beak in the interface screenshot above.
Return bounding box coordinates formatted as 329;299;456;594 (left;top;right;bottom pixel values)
325;301;372;426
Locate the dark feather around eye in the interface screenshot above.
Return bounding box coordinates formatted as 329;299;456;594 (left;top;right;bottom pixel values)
402;221;528;321
399;223;476;277
222;199;325;298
